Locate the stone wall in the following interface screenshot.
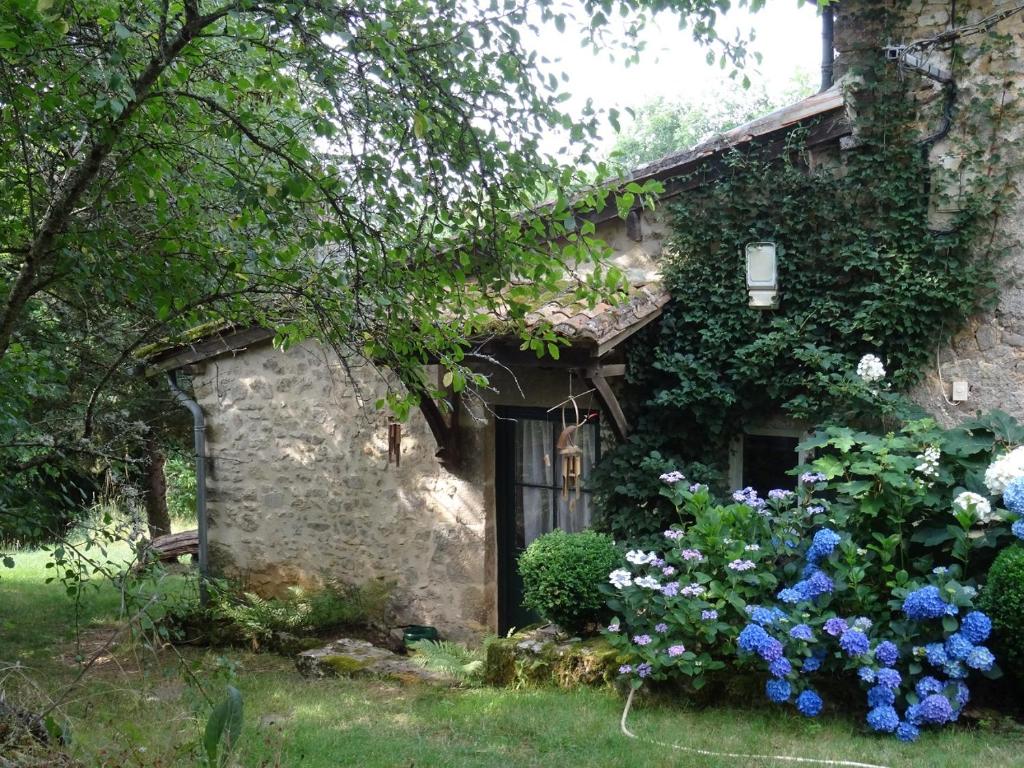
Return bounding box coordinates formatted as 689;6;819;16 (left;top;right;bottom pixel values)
191;339;603;640
836;0;1024;425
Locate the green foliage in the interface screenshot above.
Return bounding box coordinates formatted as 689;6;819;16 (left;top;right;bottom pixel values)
592;441;723;541
0;462;97;546
408;639;485;684
609;75;814;169
177;579;393;652
165;454;197;524
593;61;1012;517
980;546;1024;681
799;413;1021;578
203;685;243;768
518;530;620;632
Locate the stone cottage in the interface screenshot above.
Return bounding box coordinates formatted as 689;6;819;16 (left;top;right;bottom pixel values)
146;0;1024;639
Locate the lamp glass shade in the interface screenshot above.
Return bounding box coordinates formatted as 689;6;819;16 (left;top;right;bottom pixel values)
745;242;777;289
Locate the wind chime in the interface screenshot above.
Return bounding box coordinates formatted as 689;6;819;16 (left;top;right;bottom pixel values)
387;420;401;467
550;377;596;510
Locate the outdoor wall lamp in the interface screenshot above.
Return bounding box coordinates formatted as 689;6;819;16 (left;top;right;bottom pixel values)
745;241;779;309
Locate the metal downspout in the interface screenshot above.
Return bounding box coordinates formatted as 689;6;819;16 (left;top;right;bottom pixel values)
167;370;209;605
821;4;835;91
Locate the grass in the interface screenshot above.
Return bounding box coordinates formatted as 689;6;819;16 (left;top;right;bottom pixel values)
3;545;1024;767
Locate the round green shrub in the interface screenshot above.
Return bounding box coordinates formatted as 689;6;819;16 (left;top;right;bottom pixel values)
518;530;620;633
980;545;1024;681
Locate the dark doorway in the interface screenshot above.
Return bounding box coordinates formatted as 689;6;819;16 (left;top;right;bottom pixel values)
495;406;600;634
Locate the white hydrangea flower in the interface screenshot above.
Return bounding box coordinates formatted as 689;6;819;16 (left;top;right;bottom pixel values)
608;569;632;590
856;353;886;383
984;446;1024;495
953;491;995;524
625;549;656;565
634;575;662;590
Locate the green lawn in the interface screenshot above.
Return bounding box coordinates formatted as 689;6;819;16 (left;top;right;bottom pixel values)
3;548;1024;767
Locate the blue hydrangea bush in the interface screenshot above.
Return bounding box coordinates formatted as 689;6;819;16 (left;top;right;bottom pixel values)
737;523;998;742
603;454;1024;742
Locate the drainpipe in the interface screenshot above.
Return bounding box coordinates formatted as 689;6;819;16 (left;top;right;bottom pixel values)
820;4;835;91
167;370;209;605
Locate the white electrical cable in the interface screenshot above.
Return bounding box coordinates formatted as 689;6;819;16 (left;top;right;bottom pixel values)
619;688;893;768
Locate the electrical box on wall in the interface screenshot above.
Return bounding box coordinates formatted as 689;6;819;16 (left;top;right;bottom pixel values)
951;380;970;403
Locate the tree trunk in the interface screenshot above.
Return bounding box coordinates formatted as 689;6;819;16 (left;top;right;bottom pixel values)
143;435;171;539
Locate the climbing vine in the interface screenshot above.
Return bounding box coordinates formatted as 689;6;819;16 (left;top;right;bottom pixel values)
594;42;1019;538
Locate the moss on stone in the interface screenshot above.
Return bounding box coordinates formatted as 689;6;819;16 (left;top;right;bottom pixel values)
320;654;369;676
483;638;517;686
483;634;620;689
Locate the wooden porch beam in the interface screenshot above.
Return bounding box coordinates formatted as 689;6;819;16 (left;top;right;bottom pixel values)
583;367;630;442
418;393;461;470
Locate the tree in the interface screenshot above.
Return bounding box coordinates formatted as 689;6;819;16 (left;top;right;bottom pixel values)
609;72;815;169
0;0;796;541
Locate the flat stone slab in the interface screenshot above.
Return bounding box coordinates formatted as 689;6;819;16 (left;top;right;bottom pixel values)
296;637;451;684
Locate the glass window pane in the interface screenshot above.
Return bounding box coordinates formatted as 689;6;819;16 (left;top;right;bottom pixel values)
516;485;553;549
557;491;592;533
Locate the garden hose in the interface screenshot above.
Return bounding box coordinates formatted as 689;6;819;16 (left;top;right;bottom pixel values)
619;688;892;768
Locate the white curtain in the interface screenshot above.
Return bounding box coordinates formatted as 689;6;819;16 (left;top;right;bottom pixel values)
516;419;552;547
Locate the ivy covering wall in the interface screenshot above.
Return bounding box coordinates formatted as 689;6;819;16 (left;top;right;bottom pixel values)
593;58;1011;540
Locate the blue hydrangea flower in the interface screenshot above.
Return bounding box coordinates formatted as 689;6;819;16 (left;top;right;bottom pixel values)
966;646;995;671
758;637;785;662
876;668;901;690
896;722;920;742
790;624;815;642
769;657;793;678
801;563;821;580
858;667;876;683
796;689;823;717
823;617;848;637
738;624;770;654
777;588;803;604
839;628;870;657
943;660;967;679
1014;518;1024;541
924;642;948;667
748;606;778;626
637;662;653;678
915;676;945;697
919;694;954;724
867;685;895;708
802;655;823;672
961;612;992;644
807;529;841;563
766;679;791;702
903;585;954;620
1005;477;1024;514
852;616;873;631
953;681;970;708
874;641;899;667
866;705;899;733
945;632;973;661
905;703;922;725
801;571;834;599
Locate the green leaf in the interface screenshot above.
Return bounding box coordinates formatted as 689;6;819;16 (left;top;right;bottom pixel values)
204;686;243;768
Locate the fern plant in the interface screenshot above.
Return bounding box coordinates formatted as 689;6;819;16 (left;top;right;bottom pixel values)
407;639;485;684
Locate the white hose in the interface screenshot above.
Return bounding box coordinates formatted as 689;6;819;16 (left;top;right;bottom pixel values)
620;687;892;768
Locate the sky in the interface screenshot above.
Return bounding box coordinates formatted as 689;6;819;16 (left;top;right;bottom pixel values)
526;2;825;155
